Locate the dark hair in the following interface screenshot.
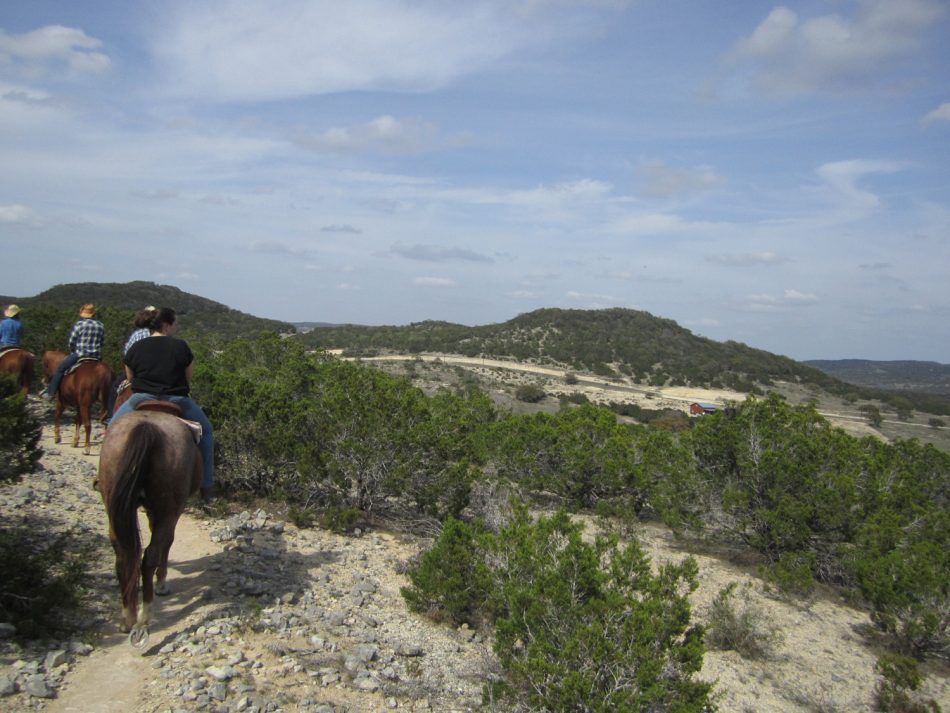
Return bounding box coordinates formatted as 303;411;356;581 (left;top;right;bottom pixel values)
149;307;177;332
133;306;159;329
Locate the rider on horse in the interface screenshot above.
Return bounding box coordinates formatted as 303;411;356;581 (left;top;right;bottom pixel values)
44;303;105;400
0;304;23;349
110;307;215;501
106;305;159;417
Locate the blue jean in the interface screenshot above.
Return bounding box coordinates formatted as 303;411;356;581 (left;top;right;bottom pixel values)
111;392;214;488
47;352;80;396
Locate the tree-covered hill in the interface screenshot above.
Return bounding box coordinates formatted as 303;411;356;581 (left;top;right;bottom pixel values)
805;359;950;395
2;281;292;342
298;307;950;416
300;307;832;390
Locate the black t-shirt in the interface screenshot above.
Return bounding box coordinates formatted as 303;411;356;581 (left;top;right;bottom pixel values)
124;336;193;396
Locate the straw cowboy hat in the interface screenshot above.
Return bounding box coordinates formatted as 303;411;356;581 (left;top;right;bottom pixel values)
79;303;97;318
4;304;20;318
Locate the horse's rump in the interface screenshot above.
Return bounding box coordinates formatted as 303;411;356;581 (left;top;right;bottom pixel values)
42;350;67;383
0;348;35;395
98;411;203;633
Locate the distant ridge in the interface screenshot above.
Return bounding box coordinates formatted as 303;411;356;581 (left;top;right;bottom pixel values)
805;359;950;395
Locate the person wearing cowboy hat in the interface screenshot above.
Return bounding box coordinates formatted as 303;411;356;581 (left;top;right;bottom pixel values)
0;304;23;348
44;303;106;400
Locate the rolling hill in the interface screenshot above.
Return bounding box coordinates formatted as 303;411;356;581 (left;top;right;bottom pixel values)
1;281;293;341
297;307;950;416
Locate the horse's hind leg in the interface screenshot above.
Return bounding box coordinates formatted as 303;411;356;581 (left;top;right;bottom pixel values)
53;403;62;443
109;534;138;634
155;522;180;596
78;402;92;454
141;518;177;619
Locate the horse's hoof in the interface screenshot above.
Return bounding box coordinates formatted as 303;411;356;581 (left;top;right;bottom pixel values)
129;625;149;648
155;583;171;597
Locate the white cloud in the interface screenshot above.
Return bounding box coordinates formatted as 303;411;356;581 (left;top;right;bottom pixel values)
728;0;945;94
293;115;440;155
922;102;950;124
566;290;619;303
815;159;902;213
783;289;818;303
0;25;110;77
638;160;724;198
249;241;315;258
154;1;541;102
0;204;39;225
414;276;456;287
744;289;819;311
705;251;789;267
392;243;493;263
606;211;703;237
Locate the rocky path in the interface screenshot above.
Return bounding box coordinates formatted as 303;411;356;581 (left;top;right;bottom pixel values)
1;415;491;713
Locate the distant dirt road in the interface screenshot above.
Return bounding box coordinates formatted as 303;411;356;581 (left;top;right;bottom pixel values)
350;353;936;433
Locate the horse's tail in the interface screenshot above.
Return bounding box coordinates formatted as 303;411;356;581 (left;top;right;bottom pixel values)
109;421;160;604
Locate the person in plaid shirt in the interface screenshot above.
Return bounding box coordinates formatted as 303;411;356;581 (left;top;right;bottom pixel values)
44;303;106;400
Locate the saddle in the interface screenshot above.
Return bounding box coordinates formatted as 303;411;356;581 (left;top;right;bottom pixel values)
65;356;101;376
133;400;203;443
0;346;27;356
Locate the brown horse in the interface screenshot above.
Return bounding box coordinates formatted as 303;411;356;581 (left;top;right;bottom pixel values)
43;351;114;454
0;348;35;396
41;349;67;387
97;407;202;646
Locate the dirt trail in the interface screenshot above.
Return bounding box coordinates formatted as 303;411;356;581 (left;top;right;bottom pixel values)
37;426;223;713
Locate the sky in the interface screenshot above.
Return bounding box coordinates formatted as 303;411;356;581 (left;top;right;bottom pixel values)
1;0;949;362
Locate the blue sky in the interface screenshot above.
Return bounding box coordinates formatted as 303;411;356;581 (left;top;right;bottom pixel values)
1;0;948;361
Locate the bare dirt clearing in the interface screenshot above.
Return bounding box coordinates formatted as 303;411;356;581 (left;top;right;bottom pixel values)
359;353;950;447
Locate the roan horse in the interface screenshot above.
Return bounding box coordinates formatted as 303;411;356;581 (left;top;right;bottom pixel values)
97;406;202;646
0;348;35;396
42;350;114;454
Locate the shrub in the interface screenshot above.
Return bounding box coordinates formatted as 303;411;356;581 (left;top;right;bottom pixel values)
401;505;714;711
514;383;545;403
287;505;316;529
873;654;941;713
559;392;589;407
688;394;862;580
319;506;362;534
766;550;818;597
860;403;884;428
0;523;95;639
0;375;42;484
564;372;579;385
401;517;493;626
705;582;781;660
486;507;713;712
849;510;950;658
